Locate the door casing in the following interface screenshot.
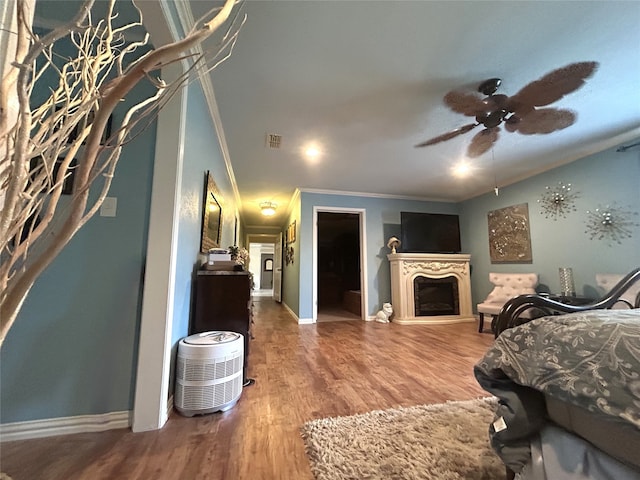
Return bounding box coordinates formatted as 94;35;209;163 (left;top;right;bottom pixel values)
312;207;368;322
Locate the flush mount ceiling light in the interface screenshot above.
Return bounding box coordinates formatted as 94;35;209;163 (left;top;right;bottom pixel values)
260;201;277;216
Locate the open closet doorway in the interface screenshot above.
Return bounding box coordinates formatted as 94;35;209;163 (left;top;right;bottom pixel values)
313;208;368;322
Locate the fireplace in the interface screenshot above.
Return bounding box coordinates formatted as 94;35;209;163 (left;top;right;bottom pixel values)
414;276;459;316
387;253;474;325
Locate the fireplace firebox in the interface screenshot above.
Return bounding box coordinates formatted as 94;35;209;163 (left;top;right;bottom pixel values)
414;276;459;316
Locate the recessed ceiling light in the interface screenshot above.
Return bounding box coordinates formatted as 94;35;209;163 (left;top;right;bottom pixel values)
305;146;320;158
452;162;472;178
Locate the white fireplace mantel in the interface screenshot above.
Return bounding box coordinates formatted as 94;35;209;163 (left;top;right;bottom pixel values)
387;253;474;325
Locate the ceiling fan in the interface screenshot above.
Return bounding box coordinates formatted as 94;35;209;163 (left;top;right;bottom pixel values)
415;61;598;157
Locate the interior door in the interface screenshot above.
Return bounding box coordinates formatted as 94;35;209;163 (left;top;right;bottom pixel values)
273;232;283;302
260;254;274;289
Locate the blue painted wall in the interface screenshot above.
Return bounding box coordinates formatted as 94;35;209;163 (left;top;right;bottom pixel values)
169;82;240;376
0;83;158;423
299;192;460;319
0;1;160;423
296;140;639;321
460;140;640;306
1;1;242;425
282;196;301;316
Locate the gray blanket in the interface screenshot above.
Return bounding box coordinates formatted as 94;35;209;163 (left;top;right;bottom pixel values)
474;309;640;471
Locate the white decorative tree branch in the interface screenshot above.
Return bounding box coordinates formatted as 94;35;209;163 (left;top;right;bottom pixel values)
0;0;244;345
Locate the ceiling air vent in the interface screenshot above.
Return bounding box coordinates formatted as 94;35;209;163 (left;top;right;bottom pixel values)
266;133;282;149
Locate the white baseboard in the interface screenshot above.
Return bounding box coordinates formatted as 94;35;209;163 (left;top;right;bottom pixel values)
282;302;315;324
0;410;131;442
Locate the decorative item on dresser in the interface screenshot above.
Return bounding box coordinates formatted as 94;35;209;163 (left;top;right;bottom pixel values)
192;270;255;386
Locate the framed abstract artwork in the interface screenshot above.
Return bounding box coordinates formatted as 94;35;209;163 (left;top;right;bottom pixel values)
487;203;533;263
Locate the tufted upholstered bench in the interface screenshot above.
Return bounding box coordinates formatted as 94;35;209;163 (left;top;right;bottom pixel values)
596;273;640;308
476;272;538;333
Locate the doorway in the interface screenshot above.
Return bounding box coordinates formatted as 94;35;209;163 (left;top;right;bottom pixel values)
248;242;276;298
260;253;274;289
313;208;367;322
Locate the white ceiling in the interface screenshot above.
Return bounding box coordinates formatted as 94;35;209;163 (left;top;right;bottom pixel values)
194;0;640;228
31;1;640;228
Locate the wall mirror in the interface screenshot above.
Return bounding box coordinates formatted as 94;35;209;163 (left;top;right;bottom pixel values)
200;171;222;253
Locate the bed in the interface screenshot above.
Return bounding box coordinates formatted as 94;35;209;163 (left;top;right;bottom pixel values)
474;268;640;480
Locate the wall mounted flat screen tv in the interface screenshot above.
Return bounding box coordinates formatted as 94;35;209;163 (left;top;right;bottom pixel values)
400;212;461;253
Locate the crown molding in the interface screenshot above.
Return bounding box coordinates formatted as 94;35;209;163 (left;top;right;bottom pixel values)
298;187;454;204
172;2;243;218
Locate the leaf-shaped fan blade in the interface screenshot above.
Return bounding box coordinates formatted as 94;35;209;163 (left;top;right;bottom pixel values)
509;61;598;109
508;108;575;135
467;128;499;157
444;91;490;116
415;123;478;147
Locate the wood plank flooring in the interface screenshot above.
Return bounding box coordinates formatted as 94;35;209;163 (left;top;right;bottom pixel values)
1;298;495;480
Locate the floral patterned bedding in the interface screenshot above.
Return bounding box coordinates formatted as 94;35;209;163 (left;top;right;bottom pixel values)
475;308;640;428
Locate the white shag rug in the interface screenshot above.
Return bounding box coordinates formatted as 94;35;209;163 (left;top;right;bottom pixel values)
300;397;503;480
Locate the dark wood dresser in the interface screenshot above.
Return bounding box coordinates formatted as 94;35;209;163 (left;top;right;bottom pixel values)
192;270;253;384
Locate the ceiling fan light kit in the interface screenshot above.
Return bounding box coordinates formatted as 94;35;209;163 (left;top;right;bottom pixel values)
416;61;599;158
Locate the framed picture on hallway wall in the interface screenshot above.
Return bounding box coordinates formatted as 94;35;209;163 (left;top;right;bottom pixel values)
200;171;222;253
286;220;296;244
487;203;533;263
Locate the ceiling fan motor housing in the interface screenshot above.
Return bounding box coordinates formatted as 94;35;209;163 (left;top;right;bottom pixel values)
477;110;508;129
478;78;502;96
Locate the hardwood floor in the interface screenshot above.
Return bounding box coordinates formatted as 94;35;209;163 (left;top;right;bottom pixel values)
1;298;495;480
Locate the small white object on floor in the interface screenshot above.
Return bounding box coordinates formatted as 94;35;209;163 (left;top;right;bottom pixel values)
375;303;393;323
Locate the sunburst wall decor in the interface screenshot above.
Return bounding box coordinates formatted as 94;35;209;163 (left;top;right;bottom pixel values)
537;181;580;220
584;203;639;245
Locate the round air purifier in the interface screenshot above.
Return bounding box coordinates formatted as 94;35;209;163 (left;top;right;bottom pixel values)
175;331;244;417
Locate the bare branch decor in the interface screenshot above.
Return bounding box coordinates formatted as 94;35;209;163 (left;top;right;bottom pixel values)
0;0;245;345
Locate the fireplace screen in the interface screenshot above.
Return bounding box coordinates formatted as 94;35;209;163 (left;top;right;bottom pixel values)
414;276;459;316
